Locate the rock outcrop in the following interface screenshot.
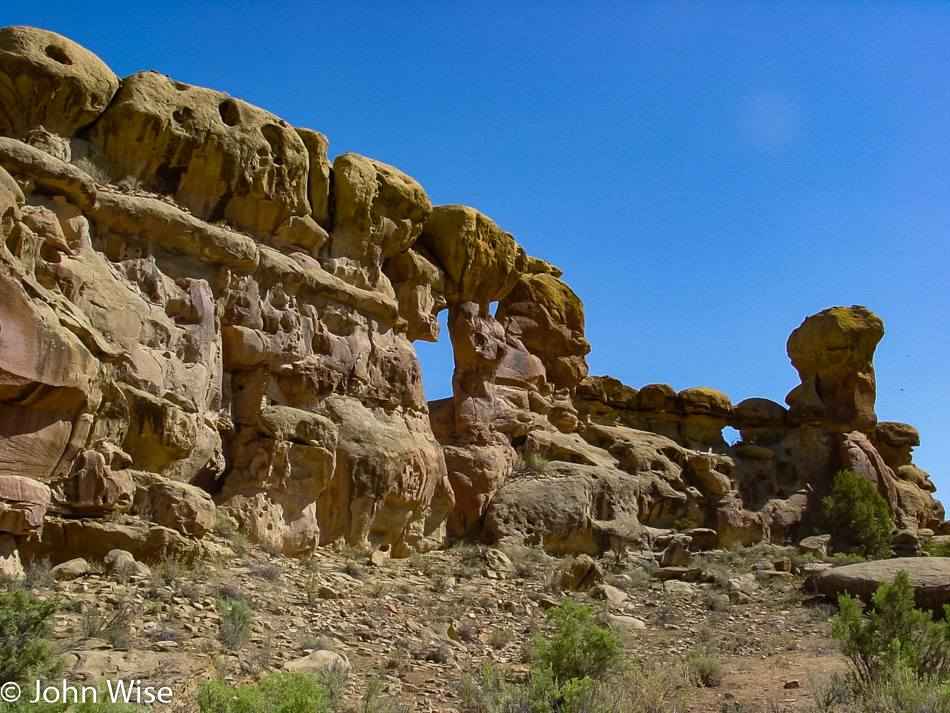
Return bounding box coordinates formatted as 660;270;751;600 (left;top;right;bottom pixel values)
813;557;950;611
0;26;942;567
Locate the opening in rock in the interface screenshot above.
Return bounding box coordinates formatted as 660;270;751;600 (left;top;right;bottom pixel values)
414;310;453;402
218;99;242;127
722;426;741;446
44;45;72;65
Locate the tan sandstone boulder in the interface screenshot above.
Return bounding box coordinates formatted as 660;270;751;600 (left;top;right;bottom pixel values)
144;481;216;538
326;153;431;292
84;71;309;234
496;272;591;390
0;26;119;139
418;204;526;305
814;558;950;611
786;306;884;429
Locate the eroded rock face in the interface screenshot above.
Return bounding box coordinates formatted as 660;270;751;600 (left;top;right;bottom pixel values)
0;27;942;566
84;71;310;234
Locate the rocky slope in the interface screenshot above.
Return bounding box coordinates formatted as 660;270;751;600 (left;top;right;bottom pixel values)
0;26;943;576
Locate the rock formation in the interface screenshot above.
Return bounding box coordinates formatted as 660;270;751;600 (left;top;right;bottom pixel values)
0;26;943;571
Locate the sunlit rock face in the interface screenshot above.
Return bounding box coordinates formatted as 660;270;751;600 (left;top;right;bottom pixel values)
0;27;942;567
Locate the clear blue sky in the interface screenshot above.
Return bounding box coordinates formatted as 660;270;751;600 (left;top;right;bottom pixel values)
5;2;948;496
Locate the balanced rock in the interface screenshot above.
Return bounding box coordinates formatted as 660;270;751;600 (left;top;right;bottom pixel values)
785;305;884;429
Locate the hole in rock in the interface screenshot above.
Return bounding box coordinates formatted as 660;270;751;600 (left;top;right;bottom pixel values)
172;107;194;125
414;309;453;403
218;99;241;127
45;45;72;65
722;426;741;446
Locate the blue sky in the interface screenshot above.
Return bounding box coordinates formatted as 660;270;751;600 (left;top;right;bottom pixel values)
5;2;948;495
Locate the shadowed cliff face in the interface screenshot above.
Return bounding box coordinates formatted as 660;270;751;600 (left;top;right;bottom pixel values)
0;26;942;575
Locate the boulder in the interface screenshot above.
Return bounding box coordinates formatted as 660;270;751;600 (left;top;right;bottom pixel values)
0;475;50;534
0;534;22;579
813;558;950;611
84;71;309;234
659;534;693;567
785;306;884;429
103;548;150;577
418;204;526;305
51;557;90;580
483;461;642;556
798;534;831;558
0;26;119;139
560;553;603;591
145;481;216;538
284;649;351;677
20;518;201;566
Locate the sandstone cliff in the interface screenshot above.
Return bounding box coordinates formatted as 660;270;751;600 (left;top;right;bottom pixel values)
0;26;942;574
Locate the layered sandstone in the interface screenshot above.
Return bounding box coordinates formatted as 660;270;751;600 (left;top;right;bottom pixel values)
0;27;942;570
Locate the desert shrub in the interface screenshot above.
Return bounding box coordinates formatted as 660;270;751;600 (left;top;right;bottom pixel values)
672;517;698;532
598;659;688;713
254;563;282;582
686;651;724;687
460;599;620;713
458;662;596;713
22;557;55;589
0;589;60;684
832;570;950;684
513;453;550;474
923;539;950;558
822;469;893;559
197;671;331;713
459;658;689;713
80;598;135;648
532;598;622;684
218;597;252;650
73;157;112;184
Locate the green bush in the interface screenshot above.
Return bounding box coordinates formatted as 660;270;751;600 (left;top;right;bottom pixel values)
458;662;596;713
513;453;550;474
217;597;252;650
0;589;60;684
197;672;330;713
822;469;893;559
532;597;621;684
672;517;698;532
460;599;621;713
923;539;950;558
831;570;950;685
